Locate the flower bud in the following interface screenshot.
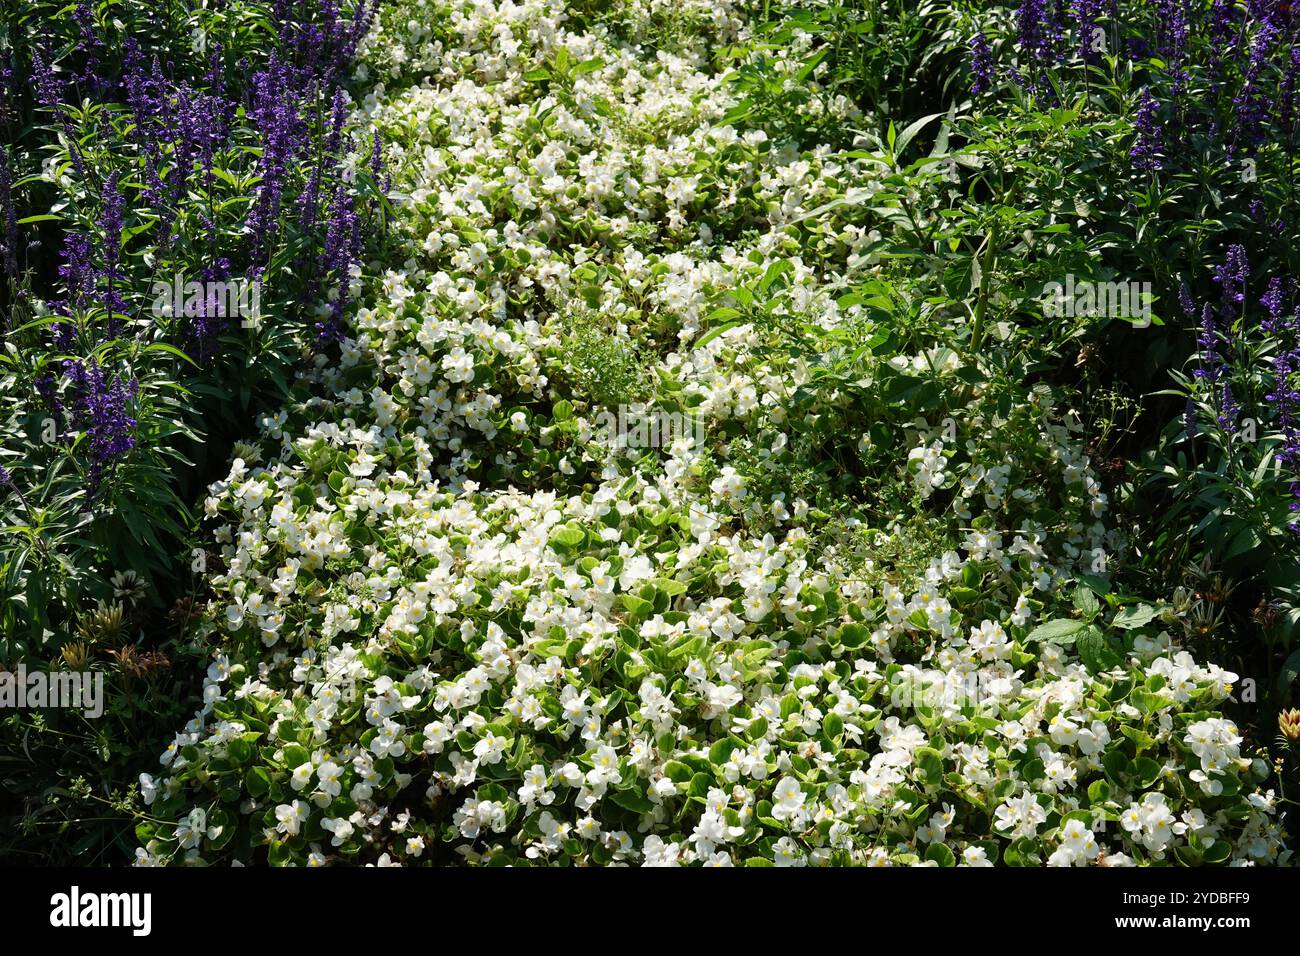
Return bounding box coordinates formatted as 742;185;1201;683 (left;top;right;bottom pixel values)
1279;708;1300;742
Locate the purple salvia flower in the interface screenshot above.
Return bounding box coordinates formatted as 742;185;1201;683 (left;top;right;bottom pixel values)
315;181;363;347
31;48;64;110
50;322;75;352
0;52;13;131
1012;0;1065;96
1207;0;1241;85
969;33;995;95
1218;383;1240;430
56;232;95;316
1212;244;1249;311
1017;0;1053;61
1179;281;1197;320
35;371;63;420
370;129;391;196
1194;303;1221;383
31;46;88;179
62;358;139;496
1073;0;1105;62
1126;36;1153;62
185;258;237;353
1131;88;1164;172
1264;301;1300;541
0;146;17;278
1262;277;1287;332
70;3;108;97
245;53;309;265
1232;20;1279;148
1183;398;1199;439
1278;45;1300;132
325;86;349;156
1191;301;1236;437
98;172;128;329
1155;0;1189;61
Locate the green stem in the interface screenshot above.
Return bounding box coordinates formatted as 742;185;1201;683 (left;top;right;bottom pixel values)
969;221;999;357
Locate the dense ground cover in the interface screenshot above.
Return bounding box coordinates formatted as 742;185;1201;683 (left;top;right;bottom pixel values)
2;0;1298;866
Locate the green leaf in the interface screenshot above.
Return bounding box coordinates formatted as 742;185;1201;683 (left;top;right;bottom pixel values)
141;341;199;367
247;767;271;797
1079;574;1111;595
548;523;586;554
893;112;944;157
1222;524;1261;562
794;48;828;83
1202;841;1231;865
1072;584;1100;621
708;737;742;765
687;772;712;798
610;787;654;814
1112;604;1158;630
924;842;956;867
1117;728;1153;757
838;623;870;648
1130;688;1167;716
1077;625;1124;673
620;594;653;618
1004;837;1038;866
1133;757;1162;788
1174;844;1203;866
758;259;792;294
916;747;944;785
228;737;253;764
663;760;693;783
1102;750;1129;785
651;577;687;597
1279;649;1300;693
1025;618;1088;645
823;712;844;741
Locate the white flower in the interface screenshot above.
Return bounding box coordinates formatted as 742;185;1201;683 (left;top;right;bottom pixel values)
176;808;218;849
473;730;509;765
709;467;747;504
961;846;993;867
139;773;159;806
772;837;806;866
275;800;309;837
771;776;806;821
442;347;475;383
370;719;407;758
993;792;1047;839
322;817;354;846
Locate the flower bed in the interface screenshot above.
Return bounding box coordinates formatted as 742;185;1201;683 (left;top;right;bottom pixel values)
122;0;1288;866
